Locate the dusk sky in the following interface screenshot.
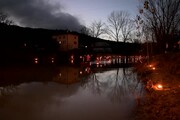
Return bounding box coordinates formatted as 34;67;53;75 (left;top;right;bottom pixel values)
0;0;139;31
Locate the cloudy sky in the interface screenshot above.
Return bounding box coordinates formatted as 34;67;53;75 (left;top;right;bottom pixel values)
0;0;139;31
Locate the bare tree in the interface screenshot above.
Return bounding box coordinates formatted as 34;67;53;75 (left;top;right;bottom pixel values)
0;12;13;25
139;0;180;53
80;25;90;35
134;15;144;43
121;19;135;42
107;11;130;42
89;20;106;38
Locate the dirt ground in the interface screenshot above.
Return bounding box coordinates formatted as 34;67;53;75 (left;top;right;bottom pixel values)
133;52;180;120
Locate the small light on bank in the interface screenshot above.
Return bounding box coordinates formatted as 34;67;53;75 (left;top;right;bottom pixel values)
157;84;163;89
153;84;163;90
152;67;156;70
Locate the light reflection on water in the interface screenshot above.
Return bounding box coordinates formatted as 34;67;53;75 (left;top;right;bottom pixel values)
0;66;144;120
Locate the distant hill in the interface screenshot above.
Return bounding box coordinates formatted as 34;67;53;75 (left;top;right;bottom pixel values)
0;23;141;65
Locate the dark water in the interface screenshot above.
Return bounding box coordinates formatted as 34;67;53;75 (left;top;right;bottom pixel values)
0;65;144;120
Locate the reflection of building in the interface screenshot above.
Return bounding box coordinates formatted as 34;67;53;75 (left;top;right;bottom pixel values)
53;33;78;51
53;67;80;84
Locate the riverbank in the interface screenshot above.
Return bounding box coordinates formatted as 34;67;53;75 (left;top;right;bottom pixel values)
133;52;180;120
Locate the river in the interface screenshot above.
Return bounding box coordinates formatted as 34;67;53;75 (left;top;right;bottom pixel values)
0;65;145;120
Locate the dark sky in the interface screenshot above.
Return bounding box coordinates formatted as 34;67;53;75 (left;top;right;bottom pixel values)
0;0;139;31
0;0;83;31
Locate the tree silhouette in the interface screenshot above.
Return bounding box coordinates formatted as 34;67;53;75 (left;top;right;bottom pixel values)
80;25;90;36
107;11;131;42
0;12;13;25
138;0;180;53
89;20;106;38
121;19;135;42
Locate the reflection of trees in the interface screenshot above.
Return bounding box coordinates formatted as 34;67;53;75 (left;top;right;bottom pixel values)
81;67;144;103
108;68;143;103
81;72;104;95
89;73;102;95
89;73;103;95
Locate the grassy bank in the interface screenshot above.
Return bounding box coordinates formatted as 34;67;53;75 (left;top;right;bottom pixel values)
133;52;180;120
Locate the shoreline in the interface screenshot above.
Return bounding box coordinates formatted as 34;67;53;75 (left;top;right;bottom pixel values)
133;52;180;120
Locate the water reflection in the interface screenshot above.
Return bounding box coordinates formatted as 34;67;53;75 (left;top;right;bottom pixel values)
0;65;144;120
53;66;80;84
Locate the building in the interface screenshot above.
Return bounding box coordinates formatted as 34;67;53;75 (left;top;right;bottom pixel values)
53;33;78;51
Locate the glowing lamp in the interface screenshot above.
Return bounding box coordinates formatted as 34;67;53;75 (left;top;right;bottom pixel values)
153;84;163;90
34;57;38;64
157;84;163;89
152;67;156;70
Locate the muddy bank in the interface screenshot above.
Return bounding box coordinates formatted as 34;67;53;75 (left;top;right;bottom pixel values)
133;52;180;120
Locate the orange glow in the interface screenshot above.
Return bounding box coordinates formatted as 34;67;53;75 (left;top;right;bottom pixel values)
153;84;163;90
157;84;163;89
80;71;82;74
152;67;156;70
35;60;38;64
